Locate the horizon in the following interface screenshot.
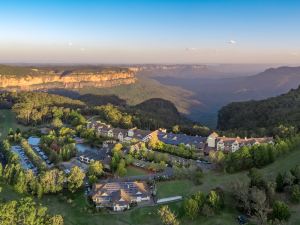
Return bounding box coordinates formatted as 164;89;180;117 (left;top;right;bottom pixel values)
1;0;300;64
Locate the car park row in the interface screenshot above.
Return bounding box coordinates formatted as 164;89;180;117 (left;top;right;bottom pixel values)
11;145;38;175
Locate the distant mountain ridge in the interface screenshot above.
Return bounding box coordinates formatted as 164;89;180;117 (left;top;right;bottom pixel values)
2;64;300;129
154;66;300;126
0;64;137;90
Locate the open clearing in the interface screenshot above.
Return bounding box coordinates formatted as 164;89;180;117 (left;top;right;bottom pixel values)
0;109;26;140
126;165;149;177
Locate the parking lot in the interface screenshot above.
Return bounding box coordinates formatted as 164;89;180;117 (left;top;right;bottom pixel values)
31;145;54;167
11;145;38;174
28;136;53;168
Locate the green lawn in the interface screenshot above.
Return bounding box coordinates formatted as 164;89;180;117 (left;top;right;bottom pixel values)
0;109;26;140
126;166;149;177
156;179;200;199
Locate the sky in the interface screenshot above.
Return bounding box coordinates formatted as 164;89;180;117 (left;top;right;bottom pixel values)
0;0;300;64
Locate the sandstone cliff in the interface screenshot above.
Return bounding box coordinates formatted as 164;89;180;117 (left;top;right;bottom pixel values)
0;66;137;90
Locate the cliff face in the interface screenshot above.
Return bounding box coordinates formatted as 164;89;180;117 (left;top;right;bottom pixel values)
0;68;137;90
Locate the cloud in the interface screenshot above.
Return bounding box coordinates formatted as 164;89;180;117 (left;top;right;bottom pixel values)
290;52;299;57
185;47;197;51
68;42;73;46
185;47;199;52
80;47;86;51
228;40;237;45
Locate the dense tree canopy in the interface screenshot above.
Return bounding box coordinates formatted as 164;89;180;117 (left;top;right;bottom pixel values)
4;92;85;125
67;166;85;193
0;197;64;225
218;86;300;137
225;135;300;173
158;205;179;225
41;128;77;162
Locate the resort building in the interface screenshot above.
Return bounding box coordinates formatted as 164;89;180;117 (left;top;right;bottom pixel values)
91;181;151;211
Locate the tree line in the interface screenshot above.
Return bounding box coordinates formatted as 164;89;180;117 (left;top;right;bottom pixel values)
1;91;210;138
233;168;295;224
220;135;300;173
0;197;64;225
0;139;86;197
158;188;224;225
218;85;300;137
90;103;210;135
4;92;85;125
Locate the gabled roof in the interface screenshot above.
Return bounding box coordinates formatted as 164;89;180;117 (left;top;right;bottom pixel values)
91;181;150;206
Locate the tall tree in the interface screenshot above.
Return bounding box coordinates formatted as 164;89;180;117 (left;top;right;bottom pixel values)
183;198;199;220
158;205;179;225
88;160;103;177
67;166;85;193
272;201;291;222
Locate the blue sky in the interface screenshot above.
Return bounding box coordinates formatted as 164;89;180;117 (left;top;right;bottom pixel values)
0;0;300;63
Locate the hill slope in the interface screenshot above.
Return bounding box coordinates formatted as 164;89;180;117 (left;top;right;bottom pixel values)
154;66;300;126
217;85;300;133
132;98;183;127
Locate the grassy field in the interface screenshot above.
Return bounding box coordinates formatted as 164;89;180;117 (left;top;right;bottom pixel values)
0;109;26;140
126;166;149;177
156;180;200;199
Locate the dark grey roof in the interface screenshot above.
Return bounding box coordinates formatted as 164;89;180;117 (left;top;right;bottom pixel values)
158;132;207;148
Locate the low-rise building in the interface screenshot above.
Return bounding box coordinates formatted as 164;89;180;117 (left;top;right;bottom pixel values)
91;181;151;211
205;132;274;154
157;131;207;151
89;121;157;143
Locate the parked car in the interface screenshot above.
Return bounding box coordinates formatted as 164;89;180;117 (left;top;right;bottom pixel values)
237;215;248;225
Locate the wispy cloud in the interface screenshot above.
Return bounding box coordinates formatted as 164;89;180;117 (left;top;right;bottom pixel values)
185;47;197;51
228;40;237;45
